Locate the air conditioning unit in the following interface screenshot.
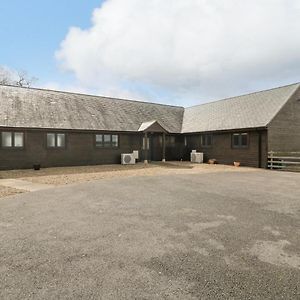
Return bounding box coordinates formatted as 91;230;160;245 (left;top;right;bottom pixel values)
190;152;203;163
121;153;136;165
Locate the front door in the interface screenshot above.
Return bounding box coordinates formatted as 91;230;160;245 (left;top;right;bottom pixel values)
140;133;163;162
150;133;163;161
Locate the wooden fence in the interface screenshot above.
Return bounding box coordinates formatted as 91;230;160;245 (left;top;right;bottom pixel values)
268;151;300;170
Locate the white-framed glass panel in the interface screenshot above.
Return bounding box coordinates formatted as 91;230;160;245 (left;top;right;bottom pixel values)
2;132;12;147
14;132;24;147
104;134;111;147
47;133;56;147
57;133;65;148
111;135;118;147
95;134;103;147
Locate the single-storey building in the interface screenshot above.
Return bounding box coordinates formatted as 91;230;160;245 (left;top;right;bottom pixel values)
0;83;299;170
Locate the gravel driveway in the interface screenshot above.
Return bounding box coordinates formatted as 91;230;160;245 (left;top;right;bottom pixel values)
0;170;300;299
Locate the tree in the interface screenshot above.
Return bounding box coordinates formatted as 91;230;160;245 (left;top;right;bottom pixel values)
0;66;38;87
15;70;38;88
0;67;12;85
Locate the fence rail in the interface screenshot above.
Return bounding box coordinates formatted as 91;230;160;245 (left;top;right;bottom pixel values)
268;151;300;170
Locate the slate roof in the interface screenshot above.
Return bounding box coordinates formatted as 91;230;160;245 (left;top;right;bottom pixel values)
0;83;299;134
182;83;300;133
0;85;184;133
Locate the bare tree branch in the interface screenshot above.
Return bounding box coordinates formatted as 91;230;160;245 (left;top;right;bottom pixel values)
0;66;38;87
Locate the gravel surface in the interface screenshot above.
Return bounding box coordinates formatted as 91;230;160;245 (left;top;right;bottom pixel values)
0;170;299;299
0;185;25;198
0;163;155;179
0;162;258;186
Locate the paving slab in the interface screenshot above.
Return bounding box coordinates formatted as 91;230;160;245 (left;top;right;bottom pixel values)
0;178;54;192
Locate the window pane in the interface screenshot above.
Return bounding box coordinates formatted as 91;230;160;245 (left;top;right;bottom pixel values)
47;133;56;147
104;134;111;147
233;134;240;147
2;132;12;147
241;134;248;146
111;135;118;147
57;134;65;147
14;132;24;147
96;134;103;147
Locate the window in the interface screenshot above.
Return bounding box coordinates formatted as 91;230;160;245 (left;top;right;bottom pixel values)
111;135;118;147
2;132;12;147
1;132;24;148
104;134;111;147
95;134;119;148
201;134;213;147
232;133;249;148
95;134;103;147
57;134;65;147
47;133;66;148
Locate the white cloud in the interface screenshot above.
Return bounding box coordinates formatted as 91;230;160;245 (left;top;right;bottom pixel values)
56;0;300;105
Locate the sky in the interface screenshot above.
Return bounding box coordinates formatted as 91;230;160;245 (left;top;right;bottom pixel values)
0;0;300;106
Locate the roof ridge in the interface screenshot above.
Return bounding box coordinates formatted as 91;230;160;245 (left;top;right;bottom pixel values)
185;82;300;109
0;83;184;109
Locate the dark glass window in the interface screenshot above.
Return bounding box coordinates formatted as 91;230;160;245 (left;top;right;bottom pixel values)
232;133;249;148
201;134;213;147
111;135;118;147
1;132;24;148
104;135;111;147
47;133;66;148
95;134;103;147
95;134;119;148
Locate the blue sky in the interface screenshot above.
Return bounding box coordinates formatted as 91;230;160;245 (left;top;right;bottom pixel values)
0;1;299;106
0;1;103;86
